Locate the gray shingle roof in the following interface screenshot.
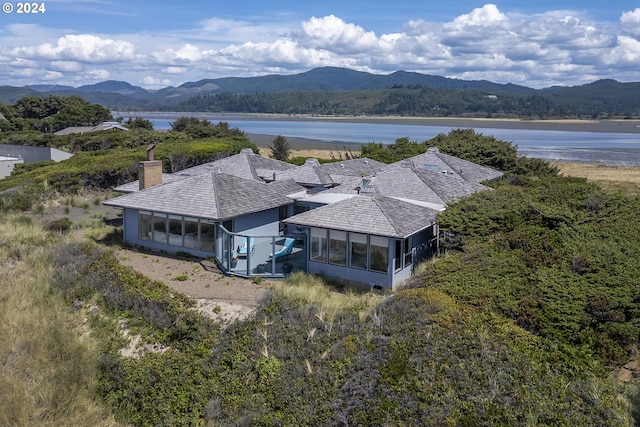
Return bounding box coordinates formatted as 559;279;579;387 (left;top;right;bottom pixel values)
284;195;438;238
317;158;386;183
114;148;297;193
187;148;296;181
54;122;129;136
389;147;504;183
272;158;334;187
105;172;303;220
323;165;489;207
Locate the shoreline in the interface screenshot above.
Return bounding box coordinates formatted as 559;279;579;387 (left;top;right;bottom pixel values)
126;111;640;134
247;115;640;134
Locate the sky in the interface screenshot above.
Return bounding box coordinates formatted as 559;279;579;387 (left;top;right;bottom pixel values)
1;1;639;89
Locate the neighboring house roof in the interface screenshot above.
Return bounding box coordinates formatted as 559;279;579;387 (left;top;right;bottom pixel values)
114;148;298;193
54;121;130;136
322;164;488;209
389;147;504;183
284;195;438;238
105;172;304;220
272;158;334;187
186;148;296;181
317;157;386;183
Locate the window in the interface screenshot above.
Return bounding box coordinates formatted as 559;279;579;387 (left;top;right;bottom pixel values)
200;220;215;252
138;211;152;241
310;227;327;262
329;230;346;266
370;235;389;273
294;204;310;215
395;237;413;271
183;218;199;249
394;240;402;272
168;215;183;247
152;213;167;244
404;237;413;267
349;233;367;269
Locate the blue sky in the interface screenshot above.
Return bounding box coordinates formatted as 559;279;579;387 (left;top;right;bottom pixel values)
1;1;639;88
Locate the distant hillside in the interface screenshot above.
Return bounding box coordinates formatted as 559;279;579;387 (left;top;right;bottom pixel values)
1;67;639;118
179;67;534;94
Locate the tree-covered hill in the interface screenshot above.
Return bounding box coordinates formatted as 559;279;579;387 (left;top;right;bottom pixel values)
2;67;639;118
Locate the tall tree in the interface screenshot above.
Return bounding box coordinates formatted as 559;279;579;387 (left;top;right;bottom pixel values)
269;135;291;161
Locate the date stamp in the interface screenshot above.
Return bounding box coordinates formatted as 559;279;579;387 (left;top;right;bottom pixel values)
3;2;46;14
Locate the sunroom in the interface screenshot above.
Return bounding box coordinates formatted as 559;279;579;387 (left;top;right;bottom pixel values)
283;195;440;290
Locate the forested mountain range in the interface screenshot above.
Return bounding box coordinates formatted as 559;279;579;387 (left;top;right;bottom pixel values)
1;67;639;118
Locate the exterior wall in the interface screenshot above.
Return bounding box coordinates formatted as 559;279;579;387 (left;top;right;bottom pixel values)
0;157;23;179
0;144;73;163
307;259;392;290
120;207;283;259
234;209;280;235
121;209;216;258
296;225;438;290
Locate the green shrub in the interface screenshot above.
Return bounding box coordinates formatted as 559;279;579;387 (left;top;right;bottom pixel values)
44;217;73;233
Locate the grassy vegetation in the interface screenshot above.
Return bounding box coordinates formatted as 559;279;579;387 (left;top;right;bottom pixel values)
0;215;119;426
1;207;637;425
554;161;640;196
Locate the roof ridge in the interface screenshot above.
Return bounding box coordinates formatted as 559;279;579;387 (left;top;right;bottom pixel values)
372;196;403;236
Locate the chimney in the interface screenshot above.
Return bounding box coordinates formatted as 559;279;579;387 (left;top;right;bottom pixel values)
139;143;162;190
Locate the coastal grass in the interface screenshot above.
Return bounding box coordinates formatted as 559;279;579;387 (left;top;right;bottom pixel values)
0;215;118;427
553;161;640;196
271;271;383;322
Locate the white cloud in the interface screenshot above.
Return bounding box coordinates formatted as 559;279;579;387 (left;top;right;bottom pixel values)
50;61;83;72
621;8;640;36
603;36;640;64
449;4;507;29
88;69;110;80
1;4;639;88
300;15;379;53
13;34;135;63
142;76;173;87
162;66;187;74
43;71;64;81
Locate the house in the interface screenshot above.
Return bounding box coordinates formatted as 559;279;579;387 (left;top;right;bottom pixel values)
105;147;503;289
54;121;130;136
0;144;73;163
0;155;24;179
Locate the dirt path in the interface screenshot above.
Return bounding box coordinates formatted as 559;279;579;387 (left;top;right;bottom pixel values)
115;247;271;323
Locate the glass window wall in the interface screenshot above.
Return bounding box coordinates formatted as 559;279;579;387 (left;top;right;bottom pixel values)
349;233;368;269
370;235;389;273
138;211;152;241
310;227;327;262
152;214;167;244
329;230;347;266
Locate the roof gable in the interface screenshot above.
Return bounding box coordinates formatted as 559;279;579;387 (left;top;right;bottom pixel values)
390;147;504;183
284;195;438;238
105;172;302;220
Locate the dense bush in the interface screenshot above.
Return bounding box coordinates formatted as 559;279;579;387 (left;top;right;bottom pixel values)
415;173;640;364
203;283;629;425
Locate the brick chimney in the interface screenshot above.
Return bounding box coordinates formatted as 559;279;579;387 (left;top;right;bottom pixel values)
138;143;162;190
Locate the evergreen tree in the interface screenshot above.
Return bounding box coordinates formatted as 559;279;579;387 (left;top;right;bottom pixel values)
269;135;291;161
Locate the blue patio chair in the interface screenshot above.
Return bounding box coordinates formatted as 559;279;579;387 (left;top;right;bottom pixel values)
268;237;295;261
237;237;254;257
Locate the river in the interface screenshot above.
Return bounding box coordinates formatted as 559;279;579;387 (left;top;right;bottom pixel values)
116;113;640;166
